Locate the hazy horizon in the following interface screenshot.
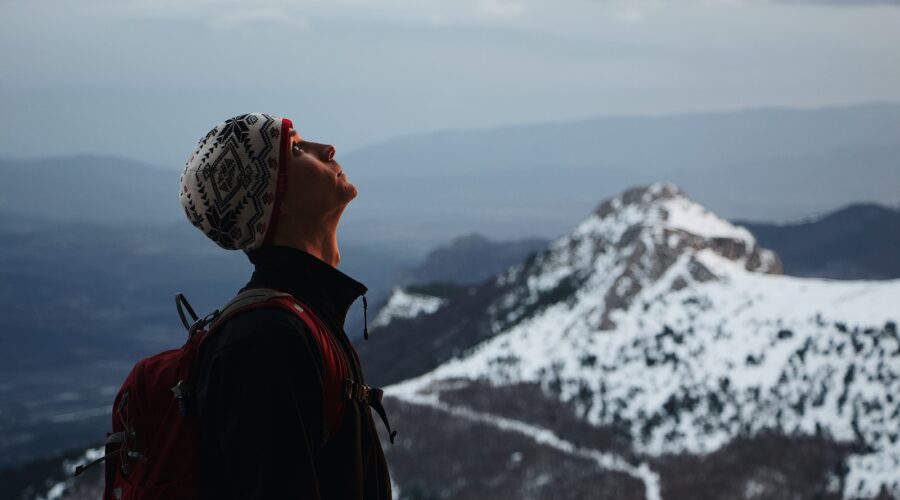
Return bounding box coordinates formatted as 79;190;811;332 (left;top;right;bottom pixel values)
0;100;896;173
3;0;900;168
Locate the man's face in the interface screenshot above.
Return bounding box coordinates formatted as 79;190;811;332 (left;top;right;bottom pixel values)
280;128;358;217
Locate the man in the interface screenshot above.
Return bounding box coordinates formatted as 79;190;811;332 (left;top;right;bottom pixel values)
179;113;392;499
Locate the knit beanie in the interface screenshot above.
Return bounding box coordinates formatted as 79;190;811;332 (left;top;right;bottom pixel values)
179;113;293;252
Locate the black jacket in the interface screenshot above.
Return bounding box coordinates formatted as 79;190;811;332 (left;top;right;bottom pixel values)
194;245;392;499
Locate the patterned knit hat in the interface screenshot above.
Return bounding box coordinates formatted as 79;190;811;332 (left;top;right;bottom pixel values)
179;113;294;251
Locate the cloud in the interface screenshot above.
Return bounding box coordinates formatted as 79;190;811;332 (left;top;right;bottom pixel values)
476;0;525;18
612;6;647;22
577;0;900;23
586;0;900;6
204;7;311;34
773;0;900;4
104;0;313;33
583;0;667;23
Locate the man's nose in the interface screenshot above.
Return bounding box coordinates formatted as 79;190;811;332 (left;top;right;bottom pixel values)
309;142;336;162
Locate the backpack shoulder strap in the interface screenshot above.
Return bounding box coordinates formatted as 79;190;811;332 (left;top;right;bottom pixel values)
206;287;295;334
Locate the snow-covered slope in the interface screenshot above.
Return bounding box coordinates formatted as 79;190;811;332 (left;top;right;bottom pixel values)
371;287;448;328
387;183;900;498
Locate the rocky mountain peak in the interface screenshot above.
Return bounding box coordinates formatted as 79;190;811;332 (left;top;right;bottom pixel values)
593;181;684;218
494;183;780;331
587;182;777;272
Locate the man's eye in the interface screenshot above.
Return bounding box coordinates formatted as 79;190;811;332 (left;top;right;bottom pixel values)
292;144;304;155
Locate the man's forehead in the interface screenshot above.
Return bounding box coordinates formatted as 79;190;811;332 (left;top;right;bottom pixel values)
289;129;303;141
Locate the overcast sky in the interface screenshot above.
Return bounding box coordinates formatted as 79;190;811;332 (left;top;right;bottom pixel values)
1;0;899;168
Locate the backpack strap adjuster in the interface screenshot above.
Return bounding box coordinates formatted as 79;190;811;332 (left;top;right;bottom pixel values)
344;379;371;404
343;379;397;444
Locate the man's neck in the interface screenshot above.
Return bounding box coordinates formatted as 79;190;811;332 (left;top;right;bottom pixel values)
270;213;342;267
296;234;341;268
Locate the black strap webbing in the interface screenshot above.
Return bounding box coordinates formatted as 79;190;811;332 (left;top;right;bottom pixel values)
369;389;398;444
345;379;397;444
175;293;199;332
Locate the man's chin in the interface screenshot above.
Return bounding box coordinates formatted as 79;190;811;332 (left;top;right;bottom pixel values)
344;183;359;201
334;188;358;209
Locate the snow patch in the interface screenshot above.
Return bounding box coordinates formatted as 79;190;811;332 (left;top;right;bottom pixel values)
38;446;105;500
661;196;755;245
372;288;448;328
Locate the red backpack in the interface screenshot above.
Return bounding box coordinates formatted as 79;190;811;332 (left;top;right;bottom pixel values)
73;287;395;500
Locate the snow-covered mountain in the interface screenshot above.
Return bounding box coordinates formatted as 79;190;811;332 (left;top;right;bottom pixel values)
362;183;900;499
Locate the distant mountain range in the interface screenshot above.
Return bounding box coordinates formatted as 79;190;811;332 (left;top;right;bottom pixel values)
3;102;899;253
340;102;900;247
0;155;181;227
357;184;900;499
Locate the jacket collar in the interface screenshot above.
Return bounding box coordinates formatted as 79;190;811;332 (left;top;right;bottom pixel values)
241;245;368;333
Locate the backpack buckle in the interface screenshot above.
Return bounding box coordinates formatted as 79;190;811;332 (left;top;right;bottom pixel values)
171;380;193;416
188;309;220;339
343;379;371;404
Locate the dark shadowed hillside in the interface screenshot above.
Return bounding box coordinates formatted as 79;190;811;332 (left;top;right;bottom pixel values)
0;155;180;226
737;203;900;280
398;232;549;286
